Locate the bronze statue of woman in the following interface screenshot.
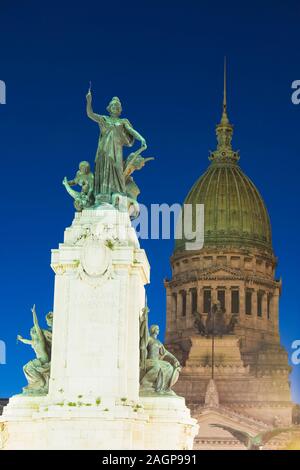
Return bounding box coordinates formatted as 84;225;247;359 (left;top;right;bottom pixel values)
86;90;147;204
17;305;52;395
140;324;181;395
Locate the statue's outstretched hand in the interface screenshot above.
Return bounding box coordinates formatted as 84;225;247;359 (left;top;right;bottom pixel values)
86;90;92;101
62;177;68;186
140;138;147;149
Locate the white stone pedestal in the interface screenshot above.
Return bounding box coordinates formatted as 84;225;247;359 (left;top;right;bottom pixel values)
141;396;198;450
1;395;197;450
1;208;198;450
49;208;148;406
1;395;148;450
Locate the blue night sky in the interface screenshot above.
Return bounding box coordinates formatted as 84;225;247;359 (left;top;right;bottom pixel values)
0;1;299;403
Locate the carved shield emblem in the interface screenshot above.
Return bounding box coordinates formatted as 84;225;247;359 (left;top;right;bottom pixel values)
81;238;110;277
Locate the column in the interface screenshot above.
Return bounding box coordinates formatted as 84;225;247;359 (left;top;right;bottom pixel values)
198;285;203;314
177;290;183;330
252;287;258;329
212;286;218;304
273;289;280;334
186;288;192;328
165;286;173;339
262;291;268;327
225;287;231;316
240;284;245;316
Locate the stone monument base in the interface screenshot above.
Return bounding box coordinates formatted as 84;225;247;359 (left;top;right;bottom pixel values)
0;208;198;450
1;395;198;450
140;395;198;450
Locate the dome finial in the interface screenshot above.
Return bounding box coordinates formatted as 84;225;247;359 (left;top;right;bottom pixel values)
223;56;227;108
220;56;230;125
209;58;239;164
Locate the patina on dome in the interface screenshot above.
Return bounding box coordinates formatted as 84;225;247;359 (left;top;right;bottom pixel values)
176;68;272;255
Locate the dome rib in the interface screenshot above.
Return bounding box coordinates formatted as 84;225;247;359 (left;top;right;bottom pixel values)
244;174;272;244
237;166;255;236
214;166;222;232
231;166;243;233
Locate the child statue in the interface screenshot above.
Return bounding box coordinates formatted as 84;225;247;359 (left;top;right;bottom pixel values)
63;161;94;211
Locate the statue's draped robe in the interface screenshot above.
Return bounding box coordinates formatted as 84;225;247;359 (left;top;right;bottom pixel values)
94;116;135;197
23;328;52;394
141;339;178;392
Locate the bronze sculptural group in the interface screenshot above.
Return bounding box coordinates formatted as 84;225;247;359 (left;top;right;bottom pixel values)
63;89;153;218
20;93;240;399
193;300;238;337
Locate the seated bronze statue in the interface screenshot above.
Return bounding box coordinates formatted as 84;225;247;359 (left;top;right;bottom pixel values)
140;320;181;396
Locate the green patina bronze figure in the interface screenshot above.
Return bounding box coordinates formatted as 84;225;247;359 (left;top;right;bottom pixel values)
63;161;94;211
193;301;238;337
63;90;153;216
140;321;181;396
17;306;53;396
123;150;154;217
86;91;147;204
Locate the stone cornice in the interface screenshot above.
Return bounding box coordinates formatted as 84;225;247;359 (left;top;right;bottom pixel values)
171;246;277;265
166;264;279;289
195;438;242;446
193;404;270;430
226;401;294;409
181;364;249;376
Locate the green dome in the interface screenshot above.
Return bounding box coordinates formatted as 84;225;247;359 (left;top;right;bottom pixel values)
175;97;273;255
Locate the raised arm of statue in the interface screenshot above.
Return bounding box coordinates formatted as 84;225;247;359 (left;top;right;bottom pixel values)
31;305;44;343
86;91;104;124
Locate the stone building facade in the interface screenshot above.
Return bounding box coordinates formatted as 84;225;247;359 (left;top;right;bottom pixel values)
164;79;294;449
